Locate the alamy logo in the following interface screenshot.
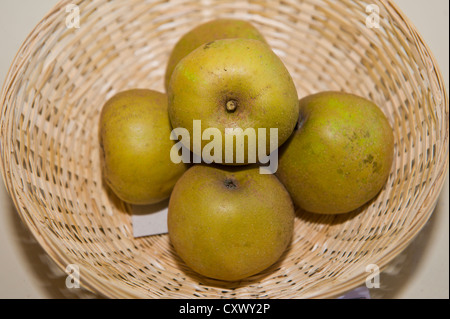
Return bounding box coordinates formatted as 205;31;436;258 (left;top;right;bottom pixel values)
366;4;381;29
65;264;80;289
66;4;80;29
170;120;279;174
365;264;380;289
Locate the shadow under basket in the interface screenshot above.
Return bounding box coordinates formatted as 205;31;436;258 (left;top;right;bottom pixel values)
0;0;448;298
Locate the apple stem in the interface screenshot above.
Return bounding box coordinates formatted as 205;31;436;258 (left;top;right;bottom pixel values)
226;100;237;113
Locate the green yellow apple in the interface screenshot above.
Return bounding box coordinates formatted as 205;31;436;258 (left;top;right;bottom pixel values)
276;91;394;215
168;164;295;281
99;89;188;205
168;38;299;165
164;18;266;91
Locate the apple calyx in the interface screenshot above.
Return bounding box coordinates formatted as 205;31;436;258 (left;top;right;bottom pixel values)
224;178;238;189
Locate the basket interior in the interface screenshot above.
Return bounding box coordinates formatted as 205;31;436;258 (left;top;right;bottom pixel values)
0;0;448;298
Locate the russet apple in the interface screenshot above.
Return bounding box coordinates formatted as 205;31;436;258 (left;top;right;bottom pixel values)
168;164;295;281
168;38;299;166
99;89;188;205
164;18;267;91
277;91;394;215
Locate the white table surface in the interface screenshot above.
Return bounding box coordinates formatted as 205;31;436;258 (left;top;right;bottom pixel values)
0;0;448;299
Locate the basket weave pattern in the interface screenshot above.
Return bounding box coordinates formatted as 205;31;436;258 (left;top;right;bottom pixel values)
0;0;448;298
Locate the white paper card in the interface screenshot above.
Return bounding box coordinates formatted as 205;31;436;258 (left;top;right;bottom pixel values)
131;200;169;237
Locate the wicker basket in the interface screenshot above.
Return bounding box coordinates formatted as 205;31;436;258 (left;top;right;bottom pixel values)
0;0;448;299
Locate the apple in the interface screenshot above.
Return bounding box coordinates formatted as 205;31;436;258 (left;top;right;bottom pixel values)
99;89;188;205
168;164;295;281
168;38;299;166
164;18;266;91
276;91;394;215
